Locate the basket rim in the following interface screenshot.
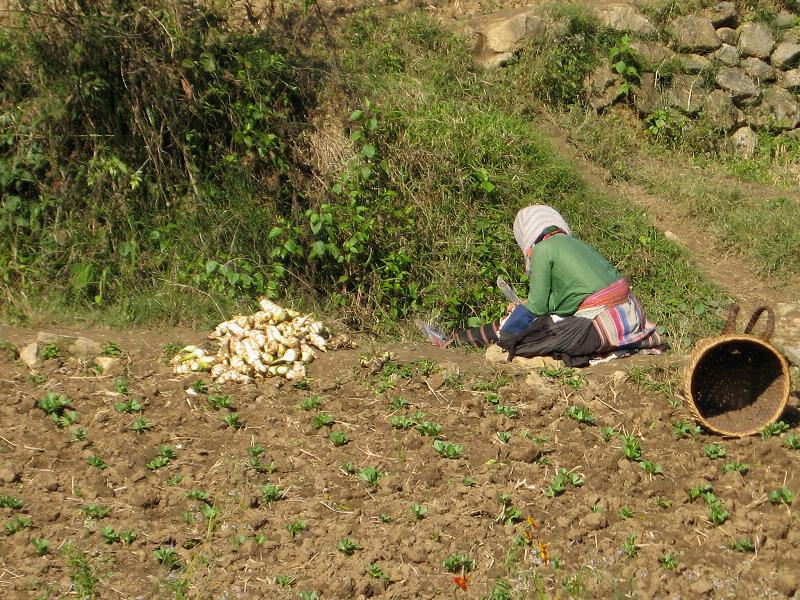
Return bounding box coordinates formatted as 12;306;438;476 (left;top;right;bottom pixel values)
683;335;791;437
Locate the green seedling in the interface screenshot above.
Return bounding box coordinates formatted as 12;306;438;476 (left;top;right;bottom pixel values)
291;378;310;390
4;515;32;534
336;537;361;555
760;421;790;439
416;421;443;437
300;396;323;411
71;427;87;441
113;377;129;395
120;530;137;545
496;431;511;444
330;431;349;447
100;526;120;544
275;575;294;587
41;343;61;360
703;443;727;460
146;445;176;470
368;562;389;582
189;380;208;394
87;456;108;470
312;413;334;429
687;483;714;501
591;503;603;513
600;426;616;441
232;534;247;550
620;433;642;461
672;420;701;439
484;393;500;406
32;538;50;556
545;468;583;497
259;484;285;504
38;392;71;426
358;466;382;487
622;534;638;558
639;460;663;476
223;412;242;428
533;434;549;446
378;513;392;523
154;546;180;569
0;495;22;509
207;395;232;410
495;404;518;418
113;398;143;413
29;373;47;385
783;433;800;450
659;553;678;570
769;486;795;506
538;366;584;390
463;476;477;487
703;493;730;525
286;519;306;538
654;496;672;509
186;489;209;502
340;462;357;475
388;397;410;410
168;474;183;486
100;341;124;357
411;503;428;520
131;416;152;433
199;503;219;523
409;410;427;422
618;506;633;520
82;503;111;519
390;415;415;430
730;537;755;553
567;405;596;425
298;592;319;600
443;553;475;573
498;505;523;526
434;439;463;459
722;461;749;474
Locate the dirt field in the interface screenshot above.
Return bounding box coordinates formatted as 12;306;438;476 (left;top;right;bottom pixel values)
1;324;799;599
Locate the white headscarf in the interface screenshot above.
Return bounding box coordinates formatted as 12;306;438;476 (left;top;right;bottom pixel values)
513;205;571;255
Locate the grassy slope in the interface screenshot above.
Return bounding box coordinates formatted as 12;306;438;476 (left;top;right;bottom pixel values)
0;4;725;346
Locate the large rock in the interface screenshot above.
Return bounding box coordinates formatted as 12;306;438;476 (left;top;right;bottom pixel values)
666;74;706;114
672;16;721;53
467;7;546;66
775;11;798;30
781;68;800;91
585;64;622;112
596;4;655;35
715;67;759;100
771;42;800;70
716;27;737;45
677;54;712;74
703;89;738;131
737;22;775;59
633;72;663;116
713;44;739;66
741;57;776;82
748;87;800;131
629;39;673;70
68;337;103;359
702;2;738;28
730;126;757;156
19;342;38;368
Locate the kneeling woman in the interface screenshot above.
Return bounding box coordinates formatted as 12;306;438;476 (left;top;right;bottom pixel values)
416;205;665;366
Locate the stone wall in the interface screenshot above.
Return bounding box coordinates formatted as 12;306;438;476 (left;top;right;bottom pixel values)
467;2;800;156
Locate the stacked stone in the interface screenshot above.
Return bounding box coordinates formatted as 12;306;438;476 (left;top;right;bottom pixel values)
466;2;800;157
591;2;800;156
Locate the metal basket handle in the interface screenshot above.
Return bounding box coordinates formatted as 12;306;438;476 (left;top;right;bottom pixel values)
744;306;775;341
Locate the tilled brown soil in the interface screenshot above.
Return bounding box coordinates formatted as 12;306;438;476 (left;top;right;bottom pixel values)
1;326;799;599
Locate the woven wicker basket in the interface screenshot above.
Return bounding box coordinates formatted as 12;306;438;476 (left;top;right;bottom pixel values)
684;305;791;437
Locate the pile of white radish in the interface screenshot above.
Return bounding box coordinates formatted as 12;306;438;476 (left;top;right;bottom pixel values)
170;298;327;384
